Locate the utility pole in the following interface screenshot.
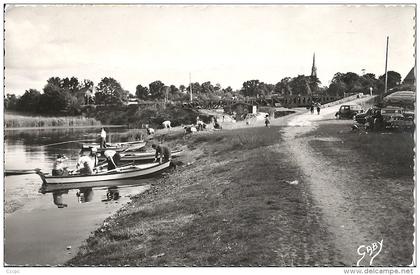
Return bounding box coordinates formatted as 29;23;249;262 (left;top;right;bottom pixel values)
189;72;193;102
384;36;389;98
161;86;168;109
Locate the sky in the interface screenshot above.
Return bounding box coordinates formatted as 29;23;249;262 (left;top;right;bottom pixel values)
4;4;416;95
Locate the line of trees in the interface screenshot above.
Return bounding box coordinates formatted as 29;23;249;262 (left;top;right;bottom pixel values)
5;70;405;116
5;77;129;116
327;71;402;97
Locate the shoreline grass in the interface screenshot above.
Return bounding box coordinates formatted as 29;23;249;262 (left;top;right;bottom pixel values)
4;113;101;128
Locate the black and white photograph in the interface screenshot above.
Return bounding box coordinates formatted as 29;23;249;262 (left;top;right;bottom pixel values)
2;2;417;272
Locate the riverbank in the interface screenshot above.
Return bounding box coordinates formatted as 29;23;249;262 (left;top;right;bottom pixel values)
68;96;414;266
68;125;338;266
5;113;101;128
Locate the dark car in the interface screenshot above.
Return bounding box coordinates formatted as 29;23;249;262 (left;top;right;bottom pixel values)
381;107;415;129
365;107;414;131
335;105;363;119
354;107;381;124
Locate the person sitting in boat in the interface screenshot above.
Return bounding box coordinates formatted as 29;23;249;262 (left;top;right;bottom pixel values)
76;148;96;175
100;128;107;148
52;154;69;176
103;150;121;171
152;143;171;164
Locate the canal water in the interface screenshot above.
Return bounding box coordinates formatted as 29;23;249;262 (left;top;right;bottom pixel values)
4;127;154;266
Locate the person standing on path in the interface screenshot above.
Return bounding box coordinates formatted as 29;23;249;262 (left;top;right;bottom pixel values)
310;103;314;114
265;114;271;128
316;104;321;115
100;128;107;148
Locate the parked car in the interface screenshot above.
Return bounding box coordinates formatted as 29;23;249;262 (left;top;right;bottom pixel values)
381;107;415;130
380;107;404;127
335;105;363;119
403;110;415;121
365;106;414;131
354;107;381;124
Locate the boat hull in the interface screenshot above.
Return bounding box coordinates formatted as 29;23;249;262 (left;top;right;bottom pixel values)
103;150;183;162
38;162;170;193
5;169;37;176
82;141;146;152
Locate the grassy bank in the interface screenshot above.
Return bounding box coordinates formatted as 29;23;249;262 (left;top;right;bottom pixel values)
68;126;337;266
306;121;414;265
5;113;101;128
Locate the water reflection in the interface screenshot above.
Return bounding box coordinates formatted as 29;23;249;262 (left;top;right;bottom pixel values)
50;186;124;208
76;188;94;203
52;190;69;208
4;126;129;214
105;187;120;201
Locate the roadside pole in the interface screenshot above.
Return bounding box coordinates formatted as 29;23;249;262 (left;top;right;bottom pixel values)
383;36;389;100
189;72;193;102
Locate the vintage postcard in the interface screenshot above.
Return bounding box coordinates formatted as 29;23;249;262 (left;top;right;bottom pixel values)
2;3;416;273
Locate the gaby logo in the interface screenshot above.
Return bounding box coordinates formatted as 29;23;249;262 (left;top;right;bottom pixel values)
357;239;383;266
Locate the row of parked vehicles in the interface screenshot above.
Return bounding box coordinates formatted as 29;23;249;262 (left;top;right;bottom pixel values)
335;104;415;131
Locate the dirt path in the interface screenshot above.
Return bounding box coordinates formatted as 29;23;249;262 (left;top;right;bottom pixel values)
281;96;377;266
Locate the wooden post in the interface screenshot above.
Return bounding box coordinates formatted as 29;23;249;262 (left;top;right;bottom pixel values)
189;73;193;102
384;36;389;97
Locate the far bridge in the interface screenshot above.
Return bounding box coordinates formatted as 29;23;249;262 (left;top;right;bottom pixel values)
182;94;342;110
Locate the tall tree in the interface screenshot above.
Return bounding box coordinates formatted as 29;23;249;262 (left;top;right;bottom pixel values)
289;75;311;95
275;77;292;95
39;83;68;114
47;77;61;87
201;81;214;93
136;84;149;100
169;85;179;94
4;94;19;110
224;86;233;94
78;79;94;90
95;77;128;105
241;80;260;97
379;71;401;90
327;73;347;96
149;80;165;100
17;89;42;113
61;77;80;94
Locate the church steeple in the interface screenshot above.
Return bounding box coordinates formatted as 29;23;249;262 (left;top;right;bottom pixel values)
311;53;317;78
